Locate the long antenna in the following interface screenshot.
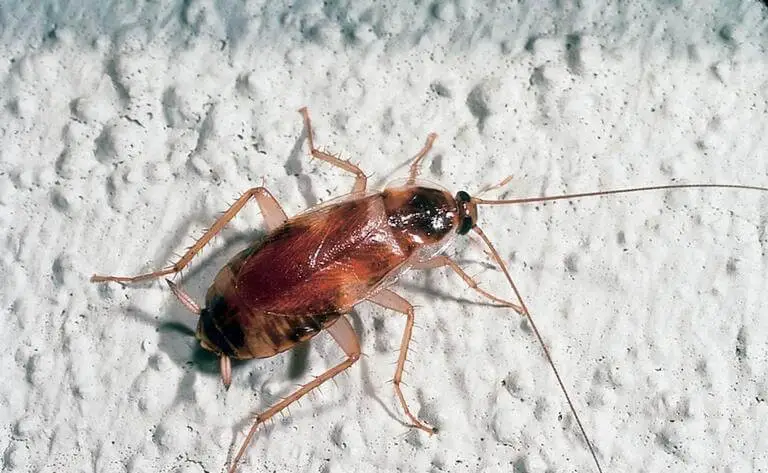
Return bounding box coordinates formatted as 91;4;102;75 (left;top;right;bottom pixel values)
471;181;768;472
474;183;768;206
472;226;604;473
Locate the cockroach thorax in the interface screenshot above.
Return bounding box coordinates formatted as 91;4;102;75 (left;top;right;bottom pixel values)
382;185;460;244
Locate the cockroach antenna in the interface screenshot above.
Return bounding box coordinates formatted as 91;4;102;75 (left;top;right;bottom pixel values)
471;225;604;473
473;183;768;206
470;182;768;473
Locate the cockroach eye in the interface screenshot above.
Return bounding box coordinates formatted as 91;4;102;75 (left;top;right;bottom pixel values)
457;216;474;235
455;190;475;234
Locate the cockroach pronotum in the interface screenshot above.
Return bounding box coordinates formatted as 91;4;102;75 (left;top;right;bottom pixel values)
91;107;768;473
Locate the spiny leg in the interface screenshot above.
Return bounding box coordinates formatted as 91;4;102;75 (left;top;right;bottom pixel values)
228;316;360;473
476;175;515;196
165;279;200;313
366;289;434;434
298;107;367;193
414;255;525;315
406;132;438;184
91;187;287;284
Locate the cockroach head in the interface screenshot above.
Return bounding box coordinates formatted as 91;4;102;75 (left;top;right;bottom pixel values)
455;190;477;235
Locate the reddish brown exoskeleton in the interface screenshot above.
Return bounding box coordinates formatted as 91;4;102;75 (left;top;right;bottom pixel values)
91;108;768;473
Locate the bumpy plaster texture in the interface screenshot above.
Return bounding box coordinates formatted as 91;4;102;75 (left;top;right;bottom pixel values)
1;1;767;472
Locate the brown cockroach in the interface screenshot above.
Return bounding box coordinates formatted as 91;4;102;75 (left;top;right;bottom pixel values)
91;107;768;473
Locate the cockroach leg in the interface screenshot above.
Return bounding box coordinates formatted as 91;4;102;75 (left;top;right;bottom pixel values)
220;354;232;389
90;186;287;284
414;256;525;314
298;107;368;193
406;132;438;184
366;289;435;434
228;316;360;473
165;279;200;314
252;187;289;231
476;175;515;196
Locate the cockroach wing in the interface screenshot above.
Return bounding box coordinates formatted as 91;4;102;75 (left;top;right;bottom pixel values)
233;194;413;317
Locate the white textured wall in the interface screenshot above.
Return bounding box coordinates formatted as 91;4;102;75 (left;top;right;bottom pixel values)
2;1;767;472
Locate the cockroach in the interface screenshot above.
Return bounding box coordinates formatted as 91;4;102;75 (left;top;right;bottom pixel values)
91;107;768;473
